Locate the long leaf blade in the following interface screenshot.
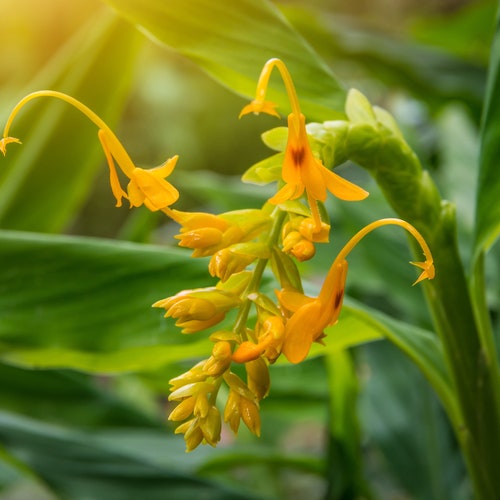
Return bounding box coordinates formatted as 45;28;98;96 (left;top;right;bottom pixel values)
101;0;345;120
0;12;142;232
474;9;500;258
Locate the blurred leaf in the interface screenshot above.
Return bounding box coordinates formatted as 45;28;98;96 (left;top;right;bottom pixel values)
474;8;500;258
281;5;486;119
0;363;158;428
0;411;259;500
359;342;468;500
410;0;497;64
101;0;346;121
174;170;273;211
0;11;142;232
0;230;213;373
324;350;370;499
311;300;457;423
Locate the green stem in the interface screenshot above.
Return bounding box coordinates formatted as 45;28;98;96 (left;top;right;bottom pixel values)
233;208;287;339
343;121;500;499
416;205;500;500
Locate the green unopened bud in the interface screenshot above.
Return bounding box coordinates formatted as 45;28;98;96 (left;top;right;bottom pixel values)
345;88;377;126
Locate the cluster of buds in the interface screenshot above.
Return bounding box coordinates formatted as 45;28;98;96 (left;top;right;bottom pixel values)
282;214;330;261
0;58;435;452
168;339;269;450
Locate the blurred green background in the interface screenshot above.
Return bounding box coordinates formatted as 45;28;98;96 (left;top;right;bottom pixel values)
0;0;497;499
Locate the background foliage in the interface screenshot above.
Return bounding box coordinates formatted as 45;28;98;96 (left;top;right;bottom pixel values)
0;0;498;498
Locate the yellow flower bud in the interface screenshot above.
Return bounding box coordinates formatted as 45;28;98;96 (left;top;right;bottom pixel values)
209;248;256;282
168;397;196;422
154;288;240;334
282;230;302;253
224;390;241;434
299;218;330;243
246;357;270;400
204;341;233;376
174;417;205;451
239;398;261;437
200;406;222;447
169;381;216;401
290;238;316;262
176;227;224;250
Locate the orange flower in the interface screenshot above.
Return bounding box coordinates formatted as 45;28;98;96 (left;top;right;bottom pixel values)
241;58;368;229
278;218;435;364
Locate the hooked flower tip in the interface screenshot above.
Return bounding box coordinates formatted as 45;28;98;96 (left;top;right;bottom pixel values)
239;100;280;119
410;260;435;285
0;137;22;156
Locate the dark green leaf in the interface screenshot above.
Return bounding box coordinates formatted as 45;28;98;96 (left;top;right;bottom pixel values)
0;411;258;500
474;9;500;258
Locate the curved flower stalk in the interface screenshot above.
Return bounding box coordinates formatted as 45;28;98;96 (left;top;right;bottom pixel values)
240;58;369;231
0;90;179;211
234;217;434;364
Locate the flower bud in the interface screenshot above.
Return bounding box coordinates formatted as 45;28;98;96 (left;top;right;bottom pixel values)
239;398;261;437
168;397;196;422
204;341;233;376
290;239;315;262
200;406;222;446
246;357;270;400
224;390;241;434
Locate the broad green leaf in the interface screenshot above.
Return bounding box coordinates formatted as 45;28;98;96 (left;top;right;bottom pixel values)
0;11;142;232
324;350;369;499
101;0;346;121
358;342;467;500
0;230;214;373
308;300;458;423
474;9;500;258
0;411;258;500
0;363;158;428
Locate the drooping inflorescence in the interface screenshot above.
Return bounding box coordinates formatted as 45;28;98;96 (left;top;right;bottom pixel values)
0;59;434;451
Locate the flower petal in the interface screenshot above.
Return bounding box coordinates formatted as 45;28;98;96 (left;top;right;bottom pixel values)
321;167;369;201
130;168;179;210
281;300;322;363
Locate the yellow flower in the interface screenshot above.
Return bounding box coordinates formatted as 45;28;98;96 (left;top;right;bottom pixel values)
241;58;368;229
278;218;435;364
168;208;271;257
0;136;21;156
278;261;348;363
153;287;241;334
1;90;179;211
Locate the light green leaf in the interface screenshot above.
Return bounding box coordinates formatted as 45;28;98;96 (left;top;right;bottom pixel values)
101;0;345;120
474;10;500;258
0;230;213;373
0;12;142;232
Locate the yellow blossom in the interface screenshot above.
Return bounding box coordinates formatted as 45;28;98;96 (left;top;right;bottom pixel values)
153;287;240;334
278;218;435;363
0;136;21;156
167;208;271;257
1;90;179;211
240;58;368;229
